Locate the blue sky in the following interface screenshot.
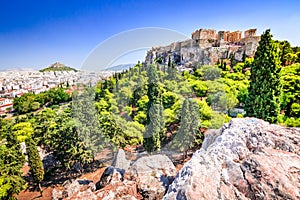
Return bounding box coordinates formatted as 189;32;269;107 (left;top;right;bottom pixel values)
1;0;300;70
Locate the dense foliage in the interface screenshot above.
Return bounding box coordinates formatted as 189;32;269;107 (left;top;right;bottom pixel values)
13;88;71;114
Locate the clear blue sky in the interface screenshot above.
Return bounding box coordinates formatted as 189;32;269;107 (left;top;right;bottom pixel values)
1;0;300;70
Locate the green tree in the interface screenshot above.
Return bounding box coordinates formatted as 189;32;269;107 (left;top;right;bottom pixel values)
280;63;300;116
162;91;178;109
44;108;92;170
0;120;26;200
12;122;34;142
72;88;109;160
191;80;208;97
170;98;200;157
220;92;239;115
245;29;281;123
284;52;298;65
144;65;165;153
25;137;44;196
32;108;56;145
201;65;221;81
278;40;292;66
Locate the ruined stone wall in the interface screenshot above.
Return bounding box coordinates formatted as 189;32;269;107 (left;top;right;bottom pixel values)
191;29;217;40
146;28;260;67
227;31;242;42
244;28;257;38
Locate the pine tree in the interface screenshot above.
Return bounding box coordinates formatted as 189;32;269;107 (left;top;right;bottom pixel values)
45;108;93;170
25;137;44;196
72;88;108;161
0;122;26;200
245;29;281;123
144;64;164;153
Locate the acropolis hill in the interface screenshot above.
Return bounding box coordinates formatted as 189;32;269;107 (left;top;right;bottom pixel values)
146;28;260;67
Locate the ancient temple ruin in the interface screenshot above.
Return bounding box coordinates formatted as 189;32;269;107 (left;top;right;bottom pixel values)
146;28;261;67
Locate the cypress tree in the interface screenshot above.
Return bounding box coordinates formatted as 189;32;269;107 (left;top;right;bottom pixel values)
144;64;164;153
25;137;44;196
245;29;281;123
170;98;200;157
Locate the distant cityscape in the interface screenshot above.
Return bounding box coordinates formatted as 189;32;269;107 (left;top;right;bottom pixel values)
0;62;118;115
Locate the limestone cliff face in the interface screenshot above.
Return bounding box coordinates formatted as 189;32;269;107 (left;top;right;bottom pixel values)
163;118;300;200
146;28;260;67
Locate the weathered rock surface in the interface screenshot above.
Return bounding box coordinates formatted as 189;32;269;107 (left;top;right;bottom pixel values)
128;154;177;200
95;178;139;200
55;155;176;199
163;118;300;200
112;148;131;171
95;166;124;190
52;179;95;200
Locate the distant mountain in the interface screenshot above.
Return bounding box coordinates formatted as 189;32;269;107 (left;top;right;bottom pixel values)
104;63;135;72
40;62;78;72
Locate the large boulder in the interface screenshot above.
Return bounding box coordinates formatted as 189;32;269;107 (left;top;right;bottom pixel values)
163;118;300;200
129;154;177;200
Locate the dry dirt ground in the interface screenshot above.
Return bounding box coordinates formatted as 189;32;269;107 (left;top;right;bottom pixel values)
18;167;107;200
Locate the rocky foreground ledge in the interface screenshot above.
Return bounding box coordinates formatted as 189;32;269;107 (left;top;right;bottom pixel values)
164;118;300;200
53;118;300;200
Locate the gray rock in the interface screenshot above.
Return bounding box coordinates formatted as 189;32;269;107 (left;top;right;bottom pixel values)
163;118;300;200
112;148;131;171
129;154;176;200
65;189;97;200
52;179;95;199
95;166;124;190
52;188;63;200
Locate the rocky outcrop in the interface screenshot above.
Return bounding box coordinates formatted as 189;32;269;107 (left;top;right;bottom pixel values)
163;118;300;200
95;166;124;190
52;155;176;199
52;179;95;200
128;155;177;200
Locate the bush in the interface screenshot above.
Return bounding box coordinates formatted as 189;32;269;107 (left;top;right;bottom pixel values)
236;113;244;118
291;103;300;118
191;80;208;97
163;108;177;125
201;66;221;81
285;117;300;127
134;111;147;124
209;112;226;129
162;91;178;109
